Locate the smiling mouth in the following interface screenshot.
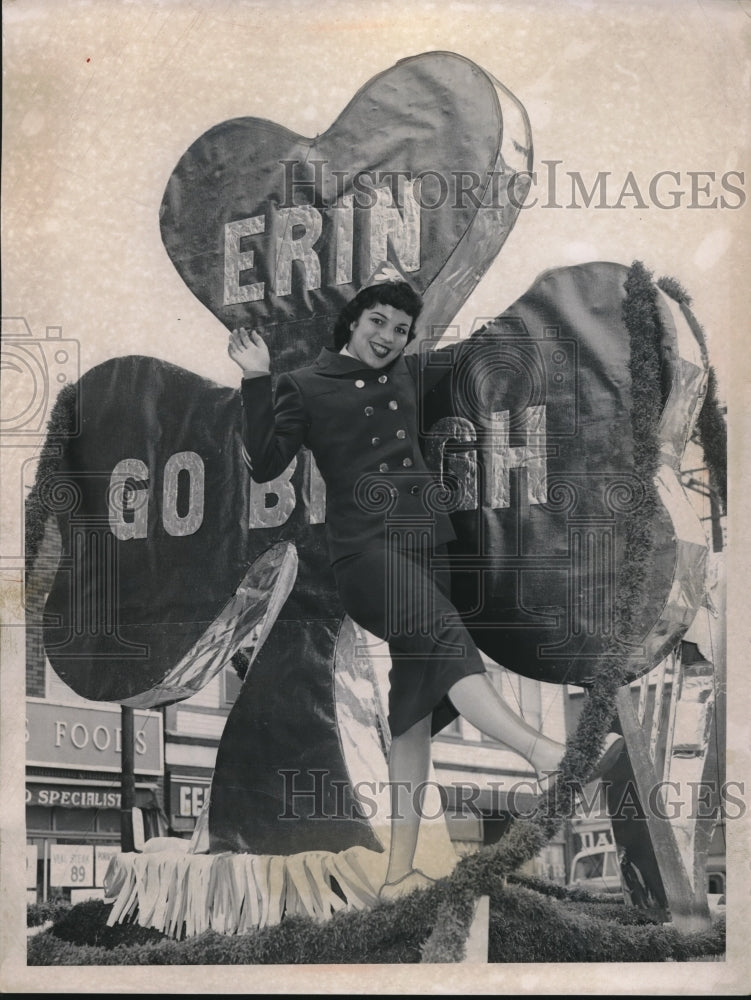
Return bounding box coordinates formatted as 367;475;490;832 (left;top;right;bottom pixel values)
369;342;391;358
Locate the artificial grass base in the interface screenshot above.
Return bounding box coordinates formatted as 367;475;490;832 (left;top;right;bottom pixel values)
27;877;724;966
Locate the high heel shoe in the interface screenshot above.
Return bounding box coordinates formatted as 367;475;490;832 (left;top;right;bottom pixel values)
378;868;436;901
536;734;624;793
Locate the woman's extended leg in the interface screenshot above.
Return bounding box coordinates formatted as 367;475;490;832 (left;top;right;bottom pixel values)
334;547;565;893
382;712;432;889
380;672;565;899
447;673;564;780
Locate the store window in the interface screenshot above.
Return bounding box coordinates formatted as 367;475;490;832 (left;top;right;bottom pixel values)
96;809;122;834
223;664;243;706
55;808;98;833
478;665;545;744
708;872;725;894
26;806;51;831
441;716;462;738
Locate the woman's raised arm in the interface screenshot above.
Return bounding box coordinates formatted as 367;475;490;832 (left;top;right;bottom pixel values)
228;326;271;376
231;327;309;482
239;372;309;483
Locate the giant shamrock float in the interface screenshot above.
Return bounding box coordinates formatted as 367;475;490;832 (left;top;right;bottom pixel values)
27;52;711;863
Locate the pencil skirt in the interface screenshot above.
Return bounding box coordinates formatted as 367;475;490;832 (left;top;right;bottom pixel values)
332;544;486;738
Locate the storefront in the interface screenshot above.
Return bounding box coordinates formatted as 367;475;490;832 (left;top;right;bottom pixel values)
166;771;213;836
26;698;164;903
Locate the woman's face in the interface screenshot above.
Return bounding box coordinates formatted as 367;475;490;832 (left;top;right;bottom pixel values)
347;303;412;368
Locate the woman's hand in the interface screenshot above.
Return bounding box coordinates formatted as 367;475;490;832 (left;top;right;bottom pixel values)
228;327;271;376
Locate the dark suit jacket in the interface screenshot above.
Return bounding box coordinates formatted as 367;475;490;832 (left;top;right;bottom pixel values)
240;346;457;563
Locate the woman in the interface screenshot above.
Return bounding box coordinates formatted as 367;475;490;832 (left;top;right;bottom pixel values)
229;278;564;899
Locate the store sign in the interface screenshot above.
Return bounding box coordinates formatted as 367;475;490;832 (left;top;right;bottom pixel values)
576;827;614;851
26;700;162;774
95;845;120;887
26;785;121;808
170;776;211;820
49;844;94;887
25;783;156;811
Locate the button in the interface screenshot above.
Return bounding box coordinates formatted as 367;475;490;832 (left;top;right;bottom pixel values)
379;462;389;473
388;400;399;411
402;457;413;468
371;436;381;447
378;374;388;384
364;406;374;416
355;379;365;388
410;485;420;495
396;429;406;439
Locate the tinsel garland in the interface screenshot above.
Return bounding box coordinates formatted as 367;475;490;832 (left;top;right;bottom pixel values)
657;275;727;512
695;367;727;512
230;649;250;680
505;870;616;902
420;260;671;962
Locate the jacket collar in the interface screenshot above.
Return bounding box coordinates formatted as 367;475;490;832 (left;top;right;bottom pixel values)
312;347;406;378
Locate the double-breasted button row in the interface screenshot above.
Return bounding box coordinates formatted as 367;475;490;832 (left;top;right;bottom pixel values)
354;374;389;388
363;402;398;416
353;376;411;471
376;458;414;472
372;430;407;446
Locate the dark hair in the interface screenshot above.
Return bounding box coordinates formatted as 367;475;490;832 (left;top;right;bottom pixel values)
332;281;423;350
